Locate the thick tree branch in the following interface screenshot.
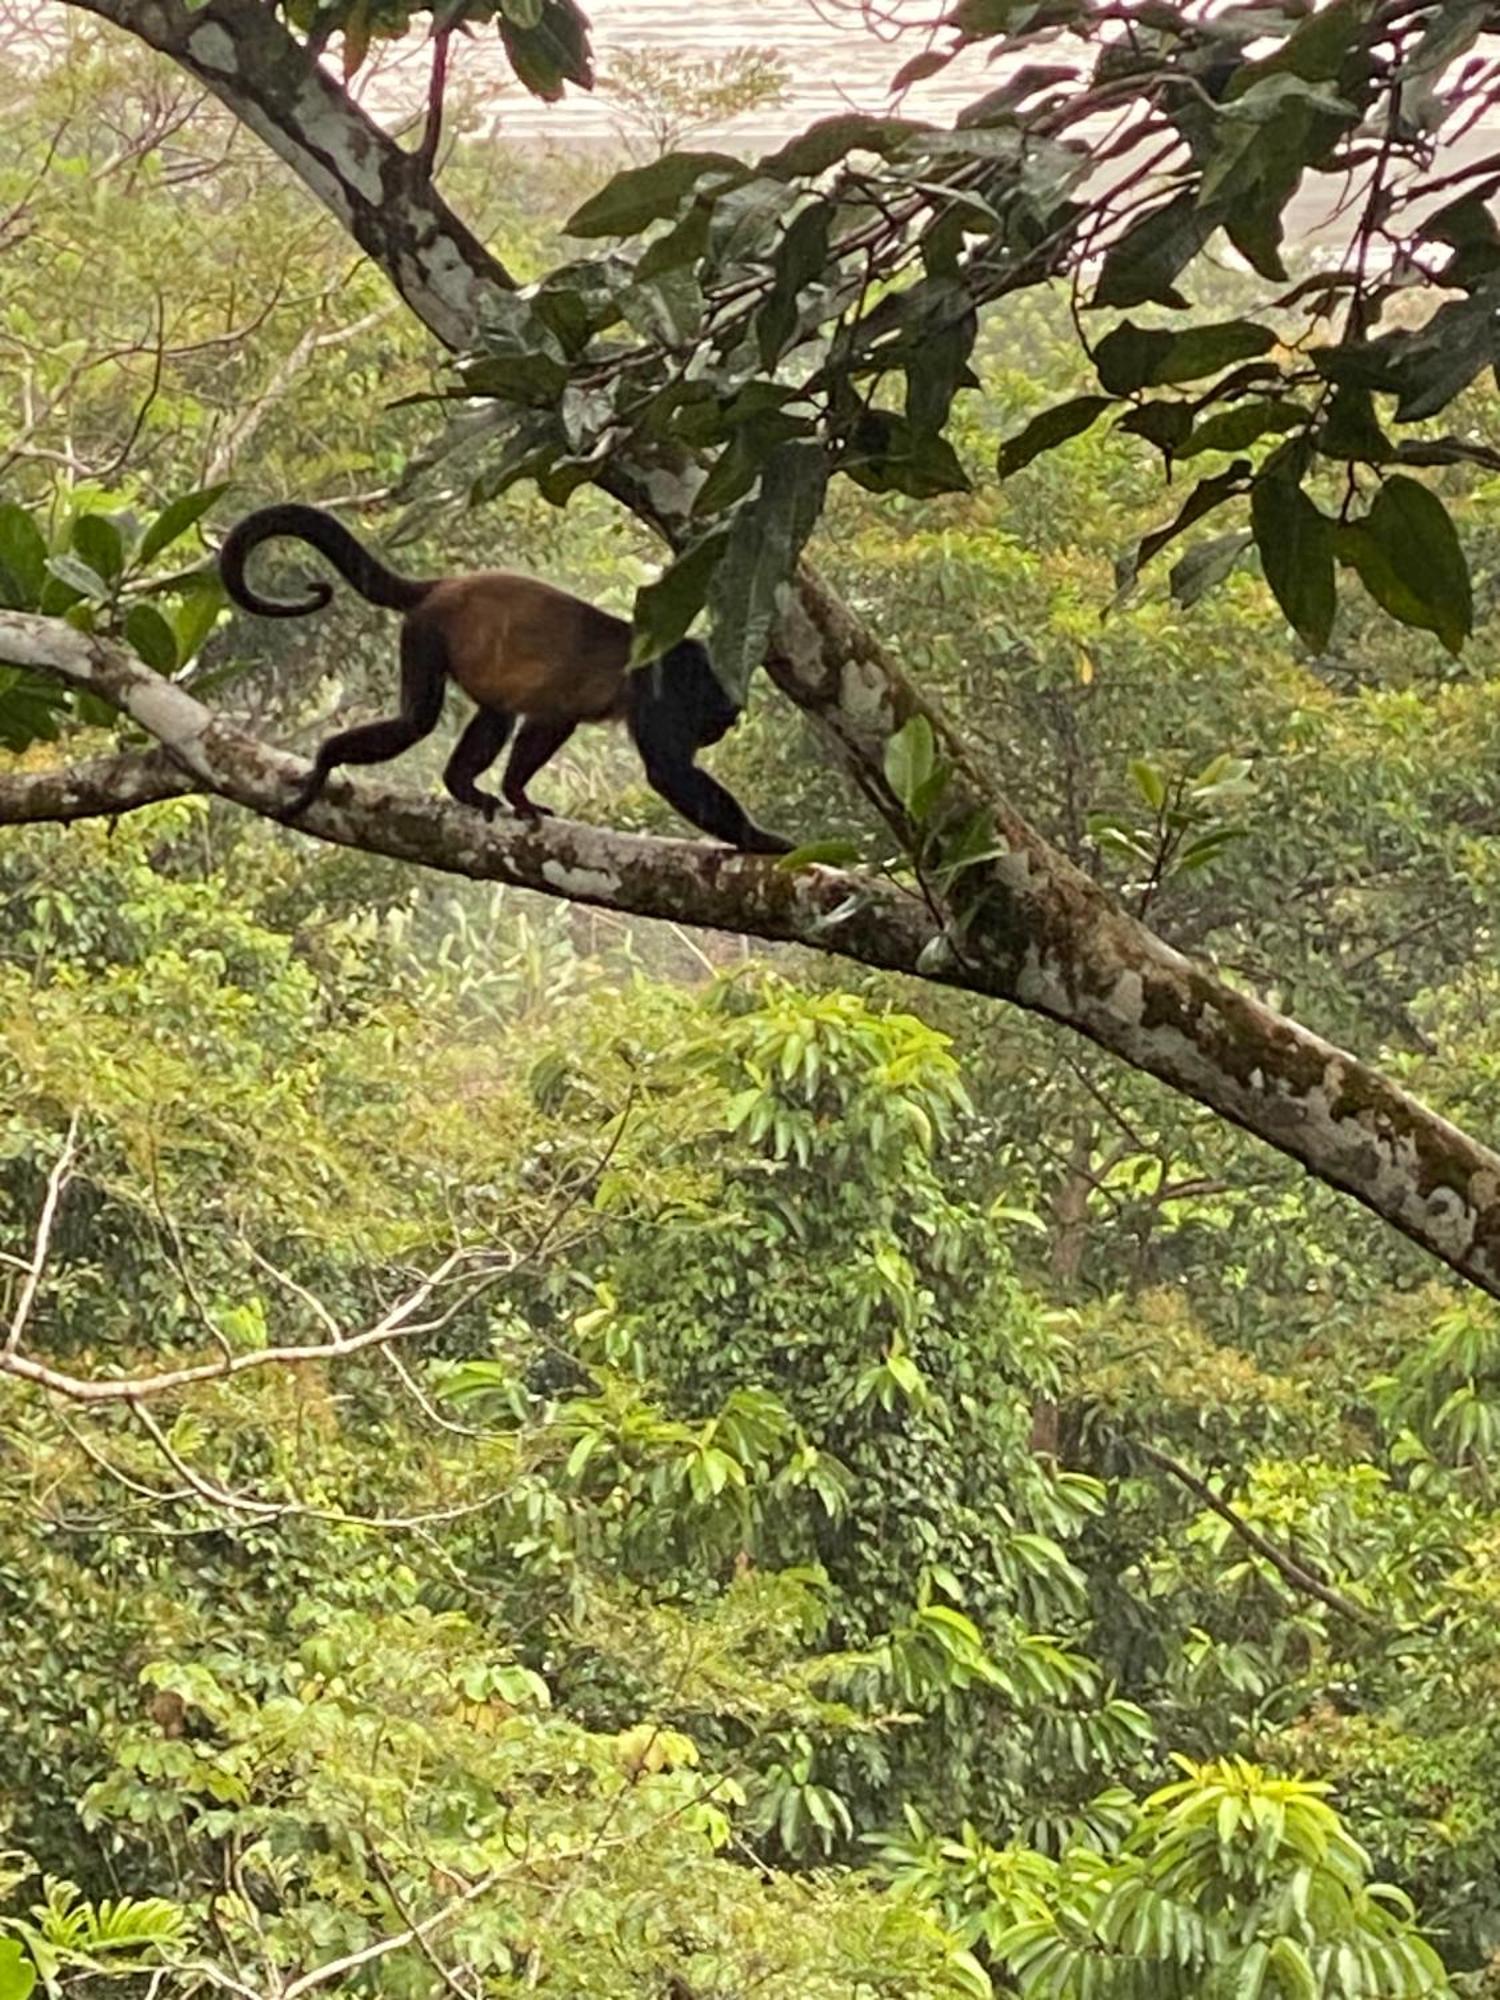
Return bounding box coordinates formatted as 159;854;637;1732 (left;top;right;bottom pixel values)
0;744;193;824
64;0;512;348
9;605;1500;1301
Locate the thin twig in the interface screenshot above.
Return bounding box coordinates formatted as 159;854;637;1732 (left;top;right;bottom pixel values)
1133;1439;1375;1624
4;1112;80;1359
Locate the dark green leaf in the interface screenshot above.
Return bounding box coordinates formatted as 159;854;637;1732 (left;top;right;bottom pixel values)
706;441;828;704
620;268;703;346
498;0;592;102
708;177;802;268
73;512;123;584
1316;383;1390;462
124;602;180;673
997;395;1113;476
630;530;731;668
695;420;809;519
1095;319;1274;394
0;504;48;610
565;152;748;238
469;413;567;503
845;412;970;498
759;115;930;180
756;201;833;369
138;482;230;568
0;669;70;751
1251;470;1335;649
1115;462;1251;598
1092;192;1217;310
904;279;979;435
636;201;712;279
1346;474;1473;654
1116;401;1194;455
1178;399;1306;457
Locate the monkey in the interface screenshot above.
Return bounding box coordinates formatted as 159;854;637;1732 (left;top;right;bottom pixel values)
217;504;794;854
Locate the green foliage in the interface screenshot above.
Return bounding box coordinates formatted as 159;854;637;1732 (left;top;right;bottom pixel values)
880;1761;1448;1996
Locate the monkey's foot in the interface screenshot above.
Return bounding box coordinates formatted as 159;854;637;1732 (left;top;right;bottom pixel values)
506;797;554;824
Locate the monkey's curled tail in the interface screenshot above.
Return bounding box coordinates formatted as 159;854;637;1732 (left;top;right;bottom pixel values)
219;504;432;619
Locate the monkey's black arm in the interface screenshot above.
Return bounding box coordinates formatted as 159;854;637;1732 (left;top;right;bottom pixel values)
638;751;793;855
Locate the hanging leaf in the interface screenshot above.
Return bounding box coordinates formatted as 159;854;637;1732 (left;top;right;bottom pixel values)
1114;462;1252;598
1092;192;1218;310
1251;470;1335;650
997;395;1113;476
124;602;180;673
1169;531;1253;608
706;441;828;704
756;201;833;369
884;714;937;812
1178;399;1307;457
1096;319;1276;394
1339;474;1472;654
0;504;48;610
498;0;593;101
629;529;731;668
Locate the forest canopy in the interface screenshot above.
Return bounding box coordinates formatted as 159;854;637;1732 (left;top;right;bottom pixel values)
6;0;1500;1994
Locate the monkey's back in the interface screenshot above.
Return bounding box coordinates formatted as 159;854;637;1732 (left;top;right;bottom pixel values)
419;573;631;722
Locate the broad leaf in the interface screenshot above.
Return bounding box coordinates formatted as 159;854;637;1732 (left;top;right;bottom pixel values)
1096;319;1275;394
0;1940;36;2000
997;395;1113;476
1342;473;1472;654
884;714;937;813
706;440;828;704
1169;531;1253;607
0;504;48;610
138;482;231;566
1092;192;1218;309
565;152;747;239
124;601;180;673
630;529;730;668
497;0;593;103
73;512;123;584
1251;470;1335;649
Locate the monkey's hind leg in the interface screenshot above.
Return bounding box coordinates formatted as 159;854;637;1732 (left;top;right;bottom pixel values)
501;717;576;822
282;622;446;818
444;707;514;819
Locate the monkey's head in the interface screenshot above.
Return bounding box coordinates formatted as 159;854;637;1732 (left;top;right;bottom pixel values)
663;638;738;746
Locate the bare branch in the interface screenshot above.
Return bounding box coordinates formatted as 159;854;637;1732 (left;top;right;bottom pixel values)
4;1113;80;1360
2;1243;509;1402
1133;1439;1375;1626
278;1873;498;2000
